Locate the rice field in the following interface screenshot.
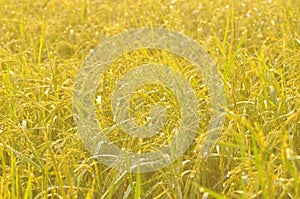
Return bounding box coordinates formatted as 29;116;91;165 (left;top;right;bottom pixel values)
0;0;299;198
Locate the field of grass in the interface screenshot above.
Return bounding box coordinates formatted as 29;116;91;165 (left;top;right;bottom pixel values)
0;0;299;198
